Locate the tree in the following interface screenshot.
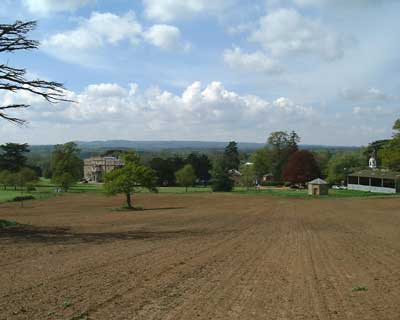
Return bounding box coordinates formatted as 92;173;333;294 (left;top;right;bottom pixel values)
283;150;321;184
379;119;400;171
122;150;141;165
175;164;196;192
211;159;234;192
104;163;157;208
240;164;255;190
0;21;70;124
0;170;10;189
251;148;272;180
223;141;240;170
312;150;332;177
327;152;365;184
0;143;29;172
267;131;300;180
185;153;212;183
16;167;38;190
150;156;184;186
51;142;83;191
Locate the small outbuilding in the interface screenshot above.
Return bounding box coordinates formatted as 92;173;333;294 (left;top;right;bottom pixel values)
308;178;329;196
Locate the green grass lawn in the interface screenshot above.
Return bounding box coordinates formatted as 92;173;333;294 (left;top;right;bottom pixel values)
0;179;398;204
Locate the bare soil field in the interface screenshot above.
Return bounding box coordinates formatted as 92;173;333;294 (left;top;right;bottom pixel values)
1;193;400;320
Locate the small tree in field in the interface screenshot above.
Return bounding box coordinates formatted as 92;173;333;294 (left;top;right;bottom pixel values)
283;150;321;185
240;164;255;190
175;164;196;192
211;159;234;192
16;167;38;190
104;163;157;209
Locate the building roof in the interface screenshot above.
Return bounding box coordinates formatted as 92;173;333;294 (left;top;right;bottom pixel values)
308;178;328;185
348;169;400;180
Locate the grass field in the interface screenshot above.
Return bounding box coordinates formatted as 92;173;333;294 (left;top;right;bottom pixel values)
0;179;398;204
1;193;400;319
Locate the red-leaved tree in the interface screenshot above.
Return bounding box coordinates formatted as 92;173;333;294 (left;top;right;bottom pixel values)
283;150;321;184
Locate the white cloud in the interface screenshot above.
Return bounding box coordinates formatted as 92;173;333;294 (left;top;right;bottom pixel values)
223;47;282;74
250;8;346;61
292;0;394;8
143;0;233;22
42;11;142;53
144;24;190;50
341;88;399;102
0;81;315;142
42;12;189;63
23;0;91;14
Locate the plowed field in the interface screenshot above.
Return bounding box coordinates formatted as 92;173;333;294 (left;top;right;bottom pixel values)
1;193;399;320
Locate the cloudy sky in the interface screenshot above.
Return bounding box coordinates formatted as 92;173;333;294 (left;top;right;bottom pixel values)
1;0;399;146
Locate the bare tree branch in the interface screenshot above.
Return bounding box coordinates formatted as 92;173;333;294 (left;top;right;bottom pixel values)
0;20;73;124
0;21;38;53
0;104;28;125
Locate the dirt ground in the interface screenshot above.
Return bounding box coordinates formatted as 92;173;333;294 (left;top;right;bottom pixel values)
1;193;400;320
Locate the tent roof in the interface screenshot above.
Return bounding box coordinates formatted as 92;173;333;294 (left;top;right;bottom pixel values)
308;178;328;185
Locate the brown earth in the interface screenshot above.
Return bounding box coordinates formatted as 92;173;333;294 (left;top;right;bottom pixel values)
1;193;400;320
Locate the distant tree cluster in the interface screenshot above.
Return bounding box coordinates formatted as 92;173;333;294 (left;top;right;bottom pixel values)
0;143;38;190
150;153;212;186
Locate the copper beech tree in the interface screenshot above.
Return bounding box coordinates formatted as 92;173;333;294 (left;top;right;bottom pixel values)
283;150;321;185
0;20;69;124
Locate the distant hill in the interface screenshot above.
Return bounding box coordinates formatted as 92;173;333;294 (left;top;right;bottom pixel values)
74;140;266;151
29;140;360;158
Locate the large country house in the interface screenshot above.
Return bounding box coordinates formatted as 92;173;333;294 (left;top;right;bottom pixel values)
83;156;124;182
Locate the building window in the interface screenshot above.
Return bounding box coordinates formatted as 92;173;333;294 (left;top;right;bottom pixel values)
348;176;358;184
371;178;382;187
359;177;370;186
383;179;395;188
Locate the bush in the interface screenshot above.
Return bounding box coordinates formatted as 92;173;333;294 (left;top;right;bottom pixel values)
12;195;35;202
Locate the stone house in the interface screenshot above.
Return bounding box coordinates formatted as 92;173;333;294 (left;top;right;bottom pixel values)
83;156;124;182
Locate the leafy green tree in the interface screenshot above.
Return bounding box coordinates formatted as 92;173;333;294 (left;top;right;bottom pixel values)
16;167;38;190
175;164;196;192
223;141;240;170
104;163;157;208
327;152;365;184
122;150;141;165
267;131;300;180
51;142;83;191
312;150;332;177
0;143;30;172
185;153;212;183
251;148;272;179
211;159;234;192
240;164;255;190
2;171;18;190
379;119;400;170
150;156;184;186
0;170;10;189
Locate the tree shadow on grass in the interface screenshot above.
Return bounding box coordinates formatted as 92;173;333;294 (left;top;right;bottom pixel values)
0;225;207;245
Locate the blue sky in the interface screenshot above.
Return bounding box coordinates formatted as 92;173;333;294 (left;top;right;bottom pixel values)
1;0;399;146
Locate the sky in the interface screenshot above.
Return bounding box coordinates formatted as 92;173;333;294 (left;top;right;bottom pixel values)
0;0;399;146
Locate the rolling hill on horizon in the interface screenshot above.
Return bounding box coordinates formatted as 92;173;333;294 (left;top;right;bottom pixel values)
29;140;360;154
